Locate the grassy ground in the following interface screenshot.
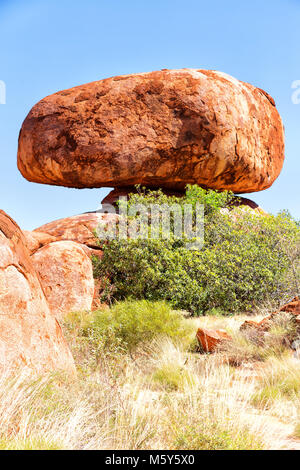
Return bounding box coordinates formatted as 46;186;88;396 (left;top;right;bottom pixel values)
0;301;299;450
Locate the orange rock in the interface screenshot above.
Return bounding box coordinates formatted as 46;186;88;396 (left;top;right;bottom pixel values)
18;69;284;194
32;241;95;319
279;296;300;315
230;197;267;215
240;320;262;331
196;327;231;352
34;212;118;249
23;230;57;254
0;210;76;375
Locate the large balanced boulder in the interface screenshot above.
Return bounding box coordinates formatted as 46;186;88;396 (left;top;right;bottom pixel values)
32;241;95;319
18;69;284;194
0;210;76;375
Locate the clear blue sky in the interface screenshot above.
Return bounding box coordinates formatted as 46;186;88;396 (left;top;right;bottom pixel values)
0;0;299;230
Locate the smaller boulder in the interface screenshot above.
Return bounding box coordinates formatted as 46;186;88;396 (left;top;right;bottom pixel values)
196;327;231;353
32;241;95;319
240;319;263;331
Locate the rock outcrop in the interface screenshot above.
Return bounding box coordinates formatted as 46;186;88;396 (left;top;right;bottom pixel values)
32;241;95;319
17;69;284;194
0;210;76;375
241;297;300;332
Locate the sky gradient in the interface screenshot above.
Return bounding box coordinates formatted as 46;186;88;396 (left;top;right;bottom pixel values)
0;0;299;229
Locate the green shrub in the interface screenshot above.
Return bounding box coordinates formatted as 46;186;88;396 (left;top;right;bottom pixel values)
94;185;300;315
64;300;194;365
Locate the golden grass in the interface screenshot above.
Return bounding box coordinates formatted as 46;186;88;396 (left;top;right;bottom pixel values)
0;308;299;450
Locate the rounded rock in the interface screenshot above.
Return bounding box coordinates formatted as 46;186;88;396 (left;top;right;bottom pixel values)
32;241;95;319
18;69;285;193
0;210;76;375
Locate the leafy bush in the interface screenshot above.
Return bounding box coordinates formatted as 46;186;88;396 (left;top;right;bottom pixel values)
64;300;194;367
94;185;300;315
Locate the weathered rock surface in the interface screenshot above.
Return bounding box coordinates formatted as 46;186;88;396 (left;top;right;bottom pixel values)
32;241;95;318
18;69;284;194
0;210;76;375
24;230;57;254
279;296;300;316
231;197;266;214
34;212;118;250
196;327;231;352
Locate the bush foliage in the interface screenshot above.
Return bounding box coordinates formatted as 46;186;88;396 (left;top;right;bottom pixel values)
93;185;300;315
64;300;193;367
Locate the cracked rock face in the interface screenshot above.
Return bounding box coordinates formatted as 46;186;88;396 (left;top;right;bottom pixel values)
17;69;284;193
0;210;76;375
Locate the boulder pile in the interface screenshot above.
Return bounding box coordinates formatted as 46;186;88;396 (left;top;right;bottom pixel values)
196;298;300;355
0;68;287;374
0;209;118;374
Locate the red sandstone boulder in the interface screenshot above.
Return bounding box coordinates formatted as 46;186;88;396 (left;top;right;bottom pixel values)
32;241;95;319
18;69;284;194
196;327;231;352
0;210;76;375
34;212;118;250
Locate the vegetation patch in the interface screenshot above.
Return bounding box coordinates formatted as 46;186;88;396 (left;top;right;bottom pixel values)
251;358;300;408
93;186;300;315
64;300;194;369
